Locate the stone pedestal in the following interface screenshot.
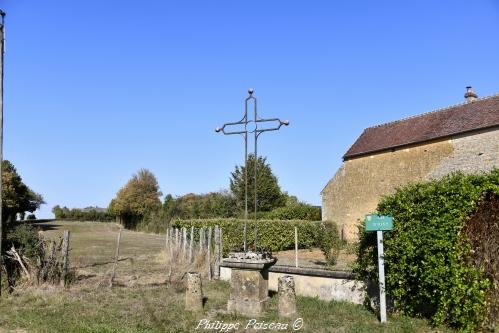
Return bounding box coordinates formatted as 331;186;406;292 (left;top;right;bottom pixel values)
278;275;297;317
185;272;203;311
223;252;277;317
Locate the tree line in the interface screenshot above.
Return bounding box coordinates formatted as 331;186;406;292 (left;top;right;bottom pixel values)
100;154;320;230
52;206;114;222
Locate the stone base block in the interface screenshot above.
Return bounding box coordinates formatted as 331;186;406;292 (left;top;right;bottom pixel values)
227;268;270;317
227;299;265;317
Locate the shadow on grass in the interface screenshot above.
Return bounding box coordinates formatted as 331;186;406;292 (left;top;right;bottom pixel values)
31;223;62;231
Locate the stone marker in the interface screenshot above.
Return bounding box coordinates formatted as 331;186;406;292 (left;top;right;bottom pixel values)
185;272;203;312
224;252;277;317
278;275;297;317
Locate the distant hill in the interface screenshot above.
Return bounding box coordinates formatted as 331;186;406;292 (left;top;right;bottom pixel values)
81;206;108;213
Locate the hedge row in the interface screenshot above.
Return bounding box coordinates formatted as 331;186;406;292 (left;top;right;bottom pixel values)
171;219;339;261
355;169;499;332
258;204;321;221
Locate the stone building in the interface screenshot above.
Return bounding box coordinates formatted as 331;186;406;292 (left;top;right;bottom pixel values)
321;87;499;241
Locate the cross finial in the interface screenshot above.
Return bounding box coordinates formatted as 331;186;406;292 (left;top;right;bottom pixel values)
215;90;289;253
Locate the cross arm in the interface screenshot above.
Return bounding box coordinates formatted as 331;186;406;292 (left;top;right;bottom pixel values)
255;118;290;136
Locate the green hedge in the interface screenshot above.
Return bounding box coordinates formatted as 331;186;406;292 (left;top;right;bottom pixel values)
260;204;321;221
355;169;499;332
171;219;339;258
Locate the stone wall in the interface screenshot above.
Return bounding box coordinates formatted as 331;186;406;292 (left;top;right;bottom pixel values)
321;127;499;241
427;128;499;179
220;265;366;304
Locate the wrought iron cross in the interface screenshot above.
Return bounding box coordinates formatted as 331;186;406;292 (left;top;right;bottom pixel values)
215;89;289;253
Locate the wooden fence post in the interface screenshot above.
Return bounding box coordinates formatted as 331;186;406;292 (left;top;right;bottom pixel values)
109;228;122;287
168;227;175;284
214;225;220;279
189;226;194;263
183;228;187;256
294;227;298;268
60;230;70;288
207;227;212;280
199;227;205;254
220;228;223;259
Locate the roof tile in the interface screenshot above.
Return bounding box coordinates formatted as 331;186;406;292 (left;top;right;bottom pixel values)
343;94;499;159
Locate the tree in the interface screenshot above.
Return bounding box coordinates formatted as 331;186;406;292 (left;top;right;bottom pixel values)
230;154;286;212
52;205;63;219
109;169;162;228
162;190;237;220
2;160;44;225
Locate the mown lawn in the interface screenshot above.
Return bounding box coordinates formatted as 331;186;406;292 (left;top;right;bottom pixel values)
0;221;453;333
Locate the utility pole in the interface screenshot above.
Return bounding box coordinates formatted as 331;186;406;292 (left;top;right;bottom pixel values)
0;9;6;296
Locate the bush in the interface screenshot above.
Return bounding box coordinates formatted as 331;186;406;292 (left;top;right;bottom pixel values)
354;169;499;332
172;218;339;261
318;221;341;266
6;223;40;261
26;214;36;220
4;224;42;288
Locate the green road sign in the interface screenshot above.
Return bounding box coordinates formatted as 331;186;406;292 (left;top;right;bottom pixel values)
365;214;393;231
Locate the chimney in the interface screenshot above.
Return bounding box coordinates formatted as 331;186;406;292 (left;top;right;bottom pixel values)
464;86;478;102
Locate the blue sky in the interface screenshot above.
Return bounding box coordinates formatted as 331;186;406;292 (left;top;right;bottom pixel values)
1;1;499;218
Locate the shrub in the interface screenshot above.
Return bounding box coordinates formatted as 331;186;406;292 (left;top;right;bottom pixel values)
26;214;36;220
318;221;341;266
354;169;499;332
6;223;40;261
171;218;339;262
4;224;42;288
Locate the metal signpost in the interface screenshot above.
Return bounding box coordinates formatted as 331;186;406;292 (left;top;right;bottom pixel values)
215;89;289;253
365;214;393;323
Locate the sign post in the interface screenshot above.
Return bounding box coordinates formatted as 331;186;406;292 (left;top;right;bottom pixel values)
365;214;393;323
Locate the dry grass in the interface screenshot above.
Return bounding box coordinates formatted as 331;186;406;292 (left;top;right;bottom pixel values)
36;220;212;289
0;221;454;333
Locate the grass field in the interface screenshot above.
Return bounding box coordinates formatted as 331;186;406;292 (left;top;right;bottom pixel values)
0;221;452;333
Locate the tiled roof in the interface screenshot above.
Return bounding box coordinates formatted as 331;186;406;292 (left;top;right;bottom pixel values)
343;94;499;160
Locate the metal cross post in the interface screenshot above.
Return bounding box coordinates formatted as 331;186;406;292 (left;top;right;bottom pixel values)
215;89;289;253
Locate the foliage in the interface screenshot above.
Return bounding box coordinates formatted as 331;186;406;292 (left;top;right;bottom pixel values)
0;161;44;288
5;223;41;262
172;218;338;260
52;205;114;222
463;192;499;331
164;191;238;220
262;203;321;221
4;224;42;288
230;154;286;212
318;221;341;266
2;160;44;225
108;169;162;229
136;209;171;234
4;224;75;288
26;214;36;220
354;169;499;332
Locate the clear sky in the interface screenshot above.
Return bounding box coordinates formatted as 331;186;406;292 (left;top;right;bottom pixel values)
1;1;499;218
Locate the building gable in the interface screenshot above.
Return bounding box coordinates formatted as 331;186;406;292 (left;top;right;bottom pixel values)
343;94;499;160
